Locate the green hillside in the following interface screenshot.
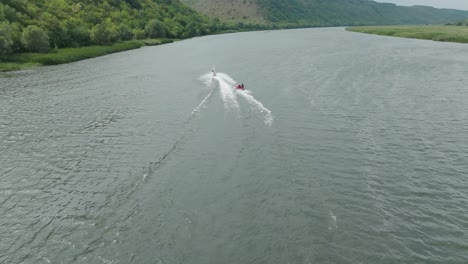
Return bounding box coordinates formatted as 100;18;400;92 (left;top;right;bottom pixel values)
0;0;211;55
182;0;468;26
3;0;468;70
182;0;265;22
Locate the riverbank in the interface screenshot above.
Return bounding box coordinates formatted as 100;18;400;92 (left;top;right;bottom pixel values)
346;25;468;44
0;39;174;72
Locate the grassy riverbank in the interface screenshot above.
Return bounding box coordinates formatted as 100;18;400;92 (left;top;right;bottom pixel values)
0;39;174;72
346;25;468;43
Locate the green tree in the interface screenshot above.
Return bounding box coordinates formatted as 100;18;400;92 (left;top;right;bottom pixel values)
0;0;217;54
8;22;23;53
0;36;12;55
0;4;5;21
145;19;166;38
0;3;19;22
39;13;70;48
132;28;146;40
118;24;133;40
90;23;115;45
21;25;50;53
0;22;13;55
64;20;90;47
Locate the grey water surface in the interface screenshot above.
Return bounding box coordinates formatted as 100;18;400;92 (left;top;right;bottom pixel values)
1;28;468;263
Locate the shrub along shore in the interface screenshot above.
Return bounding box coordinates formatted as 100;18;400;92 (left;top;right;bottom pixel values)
0;39;173;72
0;26;291;72
0;0;215;72
346;25;468;43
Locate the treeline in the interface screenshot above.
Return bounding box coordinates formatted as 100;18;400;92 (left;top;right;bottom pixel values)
447;20;468;26
6;0;468;57
0;0;225;55
256;0;468;26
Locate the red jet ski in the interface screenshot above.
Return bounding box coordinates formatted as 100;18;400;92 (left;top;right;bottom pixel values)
235;83;245;90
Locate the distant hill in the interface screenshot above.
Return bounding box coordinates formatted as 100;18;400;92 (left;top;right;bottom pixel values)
183;0;265;22
181;0;468;26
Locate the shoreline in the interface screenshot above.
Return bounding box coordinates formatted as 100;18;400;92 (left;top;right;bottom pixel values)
4;25;468;73
0;28;278;73
0;26;352;73
0;29;276;73
0;27;325;73
0;39;174;73
346;25;468;44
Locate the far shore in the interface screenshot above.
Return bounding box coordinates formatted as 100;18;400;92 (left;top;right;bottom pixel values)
0;39;174;72
0;28;263;73
346;25;468;44
4;25;468;73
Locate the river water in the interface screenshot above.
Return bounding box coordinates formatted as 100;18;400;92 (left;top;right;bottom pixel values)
1;28;468;263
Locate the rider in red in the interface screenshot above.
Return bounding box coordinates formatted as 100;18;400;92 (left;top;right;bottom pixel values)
236;83;244;90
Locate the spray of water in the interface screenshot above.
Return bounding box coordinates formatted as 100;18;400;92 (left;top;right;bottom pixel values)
199;73;214;87
197;71;274;126
216;73;274;126
214;74;240;111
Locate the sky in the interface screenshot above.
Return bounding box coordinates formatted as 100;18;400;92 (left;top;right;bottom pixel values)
374;0;468;10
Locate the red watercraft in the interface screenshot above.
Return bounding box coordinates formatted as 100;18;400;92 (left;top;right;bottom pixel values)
235;83;245;90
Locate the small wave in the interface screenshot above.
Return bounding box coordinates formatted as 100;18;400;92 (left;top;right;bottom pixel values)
141;73;218;184
83;111;124;132
328;209;337;230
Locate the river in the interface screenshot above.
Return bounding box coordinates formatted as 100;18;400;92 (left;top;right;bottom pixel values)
1;28;468;263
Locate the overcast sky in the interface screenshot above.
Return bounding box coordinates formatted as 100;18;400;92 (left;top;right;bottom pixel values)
374;0;468;10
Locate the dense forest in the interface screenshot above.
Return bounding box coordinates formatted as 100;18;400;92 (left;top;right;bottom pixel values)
0;0;220;55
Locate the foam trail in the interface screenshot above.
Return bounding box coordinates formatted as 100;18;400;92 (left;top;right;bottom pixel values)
214;74;239;111
191;88;215;115
199;73;215;87
217;72;273;126
237;90;274;126
216;73;236;85
190;73;217;116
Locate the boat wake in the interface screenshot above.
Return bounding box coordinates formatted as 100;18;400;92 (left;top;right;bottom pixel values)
139;70;273;186
237;89;274;126
199;72;274;126
191;87;215;116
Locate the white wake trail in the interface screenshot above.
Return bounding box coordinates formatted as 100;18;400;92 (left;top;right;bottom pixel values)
237;90;274;126
216;73;274;126
199;73;215;87
191;88;215;115
200;71;273;126
191;73;216;115
216;73;236;85
214;73;239;111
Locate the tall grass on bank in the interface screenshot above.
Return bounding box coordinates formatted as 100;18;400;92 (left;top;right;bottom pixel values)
346;25;468;43
0;39;173;72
